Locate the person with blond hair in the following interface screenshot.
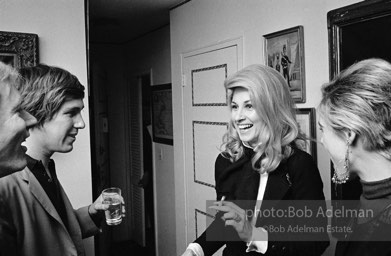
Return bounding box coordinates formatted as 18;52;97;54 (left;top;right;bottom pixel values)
318;58;391;256
182;64;329;256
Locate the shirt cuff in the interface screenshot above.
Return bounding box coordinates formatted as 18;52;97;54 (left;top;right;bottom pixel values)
187;243;204;256
246;227;268;254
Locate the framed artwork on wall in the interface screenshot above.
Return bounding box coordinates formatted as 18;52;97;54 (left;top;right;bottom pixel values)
0;31;39;68
264;26;306;103
151;83;173;145
296;108;316;163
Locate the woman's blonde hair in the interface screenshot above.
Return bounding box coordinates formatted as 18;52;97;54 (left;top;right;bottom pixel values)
318;58;391;160
221;64;302;173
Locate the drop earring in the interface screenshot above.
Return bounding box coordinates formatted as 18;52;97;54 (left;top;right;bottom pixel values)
331;138;350;184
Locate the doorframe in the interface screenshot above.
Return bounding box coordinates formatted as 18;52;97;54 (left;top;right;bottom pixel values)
140;71;157;255
124;69;158;255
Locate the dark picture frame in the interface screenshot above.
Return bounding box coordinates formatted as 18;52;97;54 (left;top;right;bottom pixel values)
328;0;391;77
296;108;316;163
151;83;173;145
264;26;306;103
0;31;39;68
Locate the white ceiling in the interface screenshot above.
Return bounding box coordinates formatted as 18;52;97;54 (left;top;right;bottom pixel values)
89;0;186;44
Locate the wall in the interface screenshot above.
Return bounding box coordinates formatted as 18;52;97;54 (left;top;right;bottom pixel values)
170;0;361;255
123;25;175;256
0;0;94;255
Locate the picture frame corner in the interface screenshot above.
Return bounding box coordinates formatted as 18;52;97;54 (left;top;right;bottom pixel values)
296;107;317;162
0;30;39;69
151;83;174;145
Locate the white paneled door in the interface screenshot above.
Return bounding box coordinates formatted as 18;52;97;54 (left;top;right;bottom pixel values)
182;39;242;254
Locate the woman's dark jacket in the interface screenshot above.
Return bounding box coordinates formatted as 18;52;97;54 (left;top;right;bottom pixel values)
195;147;330;256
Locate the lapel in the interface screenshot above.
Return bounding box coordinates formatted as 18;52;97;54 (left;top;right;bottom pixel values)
216;156;248;188
216;153;260;211
262;163;292;201
20;168;67;229
216;151;293;212
215;155;249;198
58;182;85;254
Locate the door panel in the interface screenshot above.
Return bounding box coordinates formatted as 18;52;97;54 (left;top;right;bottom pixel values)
182;39;242;254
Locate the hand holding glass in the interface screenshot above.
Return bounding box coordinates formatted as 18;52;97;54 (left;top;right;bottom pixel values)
102;187;122;225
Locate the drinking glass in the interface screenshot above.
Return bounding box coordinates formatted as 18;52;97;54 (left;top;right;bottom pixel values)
102;187;122;225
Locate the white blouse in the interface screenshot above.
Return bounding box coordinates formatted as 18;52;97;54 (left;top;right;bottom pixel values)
187;172;269;256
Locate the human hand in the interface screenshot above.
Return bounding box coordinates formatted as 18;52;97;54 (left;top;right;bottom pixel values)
209;200;253;242
89;194;126;217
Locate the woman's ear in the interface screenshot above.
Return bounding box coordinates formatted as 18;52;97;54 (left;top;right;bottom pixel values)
347;130;357;145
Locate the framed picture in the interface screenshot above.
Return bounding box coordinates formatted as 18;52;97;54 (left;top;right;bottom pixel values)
264;26;305;103
296;108;316;162
0;31;39;68
151;83;173;145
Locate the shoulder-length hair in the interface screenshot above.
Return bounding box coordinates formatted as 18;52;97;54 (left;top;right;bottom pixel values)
221;64;301;173
318;58;391;160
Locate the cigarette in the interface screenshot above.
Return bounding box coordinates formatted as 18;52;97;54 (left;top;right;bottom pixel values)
219;196;226;207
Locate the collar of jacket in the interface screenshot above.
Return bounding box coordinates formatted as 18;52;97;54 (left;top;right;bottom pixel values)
216;151;293;206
